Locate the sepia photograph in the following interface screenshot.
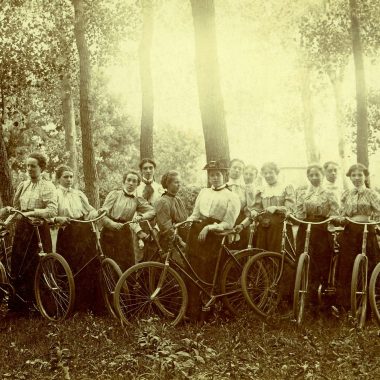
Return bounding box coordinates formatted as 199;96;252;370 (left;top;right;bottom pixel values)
0;0;380;378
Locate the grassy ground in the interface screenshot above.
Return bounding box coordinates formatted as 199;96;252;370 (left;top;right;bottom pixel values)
0;310;379;380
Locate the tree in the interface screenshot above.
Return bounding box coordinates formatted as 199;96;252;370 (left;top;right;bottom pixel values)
139;0;154;160
349;0;368;167
72;0;100;207
190;0;230;162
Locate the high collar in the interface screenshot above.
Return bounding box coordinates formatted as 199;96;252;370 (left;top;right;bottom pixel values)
211;184;227;191
163;191;176;198
353;185;366;195
307;184;323;195
59;185;73;193
123;189;136;198
142;178;154;185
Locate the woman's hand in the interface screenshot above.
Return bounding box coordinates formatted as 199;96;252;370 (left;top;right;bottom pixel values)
198;225;209;242
132;215;143;223
234;224;244;234
137;230;149;240
109;221;124;231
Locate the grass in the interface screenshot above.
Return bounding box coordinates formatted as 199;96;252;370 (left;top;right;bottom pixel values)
0;310;379;380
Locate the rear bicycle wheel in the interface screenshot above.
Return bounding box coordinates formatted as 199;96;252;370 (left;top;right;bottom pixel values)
34;253;75;321
293;253;310;325
99;258;122;318
369;263;380;325
114;261;188;326
351;254;368;328
242;251;294;321
220;248;262;315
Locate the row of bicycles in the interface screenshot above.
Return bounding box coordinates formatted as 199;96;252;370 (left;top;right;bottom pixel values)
1;209;380;329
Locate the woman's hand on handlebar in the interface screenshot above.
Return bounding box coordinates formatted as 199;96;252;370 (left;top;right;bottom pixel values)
132;215;143;223
331;216;346;226
54;216;71;225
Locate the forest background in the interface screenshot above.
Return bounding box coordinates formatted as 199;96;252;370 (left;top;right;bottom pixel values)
1;0;380;207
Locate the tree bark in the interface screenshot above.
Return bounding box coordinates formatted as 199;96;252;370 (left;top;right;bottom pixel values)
72;0;99;207
300;66;320;164
0;83;14;206
349;0;368;168
61;73;78;178
139;0;154;160
329;69;349;190
190;0;230;163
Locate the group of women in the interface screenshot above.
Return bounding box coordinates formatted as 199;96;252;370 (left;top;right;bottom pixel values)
1;152;380;321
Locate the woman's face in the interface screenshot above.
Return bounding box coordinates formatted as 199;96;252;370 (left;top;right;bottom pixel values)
59;171;74;188
26;158;41;180
307;168;323;188
141;162;155;181
124;173;140;193
208;170;224;188
325;164;338;183
167;175;181;194
350;169;365;188
243;168;257;185
262;168;277;186
229;162;244;180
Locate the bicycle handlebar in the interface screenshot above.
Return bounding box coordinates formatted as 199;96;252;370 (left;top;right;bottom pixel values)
68;211;107;223
345;217;380;226
287;214;333;225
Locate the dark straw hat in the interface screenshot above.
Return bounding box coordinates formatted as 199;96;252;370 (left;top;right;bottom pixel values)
203;159;230;171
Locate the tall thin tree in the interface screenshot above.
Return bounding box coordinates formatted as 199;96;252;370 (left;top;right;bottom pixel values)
139;0;154;160
72;0;99;207
349;0;368;168
190;0;230;162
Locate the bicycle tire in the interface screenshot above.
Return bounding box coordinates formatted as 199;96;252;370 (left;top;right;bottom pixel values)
242;251;294;321
34;253;75;321
351;254;368;328
220;248;262;315
369;262;380;325
99;258;122;318
114;261;188;326
293;253;310;325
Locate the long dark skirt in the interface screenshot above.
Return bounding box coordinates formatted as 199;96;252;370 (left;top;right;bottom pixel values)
10;218;52;311
256;212;293;253
296;219;332;304
185;219;224;321
100;226;135;272
56;222;104;313
336;223;380;309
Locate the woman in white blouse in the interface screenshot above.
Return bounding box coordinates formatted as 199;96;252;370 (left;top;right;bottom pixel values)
186;160;240;321
54;165;102;312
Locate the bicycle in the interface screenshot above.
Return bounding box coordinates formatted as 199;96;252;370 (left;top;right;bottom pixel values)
0;209;74;321
241;212;297;321
369;232;380;325
56;211;125;318
291;215;335;325
346;218;380;328
113;220;262;326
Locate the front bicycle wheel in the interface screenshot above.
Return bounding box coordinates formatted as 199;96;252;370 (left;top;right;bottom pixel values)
293;253;310;325
99;258;122;318
369;263;380;325
242;251;294;321
34;253;75;321
114;262;188;326
220;248;262;315
351;254;368;328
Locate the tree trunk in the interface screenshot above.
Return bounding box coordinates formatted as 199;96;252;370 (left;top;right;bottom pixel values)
72;0;99;207
61;73;78;178
349;0;368;168
329;69;349;190
0;83;13;206
139;0;154;160
300;66;320;164
190;0;230;163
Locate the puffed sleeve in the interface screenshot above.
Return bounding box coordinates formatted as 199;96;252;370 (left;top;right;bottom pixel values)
99;190;119;216
155;197;173;236
369;189;380;221
283;184;295;212
187;189;204;221
78;191;96;219
251;188;264;212
13;181;25;210
34;181;58;218
136;196;156;220
326;190;339;217
339;189;350;216
218;192;240;230
295;187;306;219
